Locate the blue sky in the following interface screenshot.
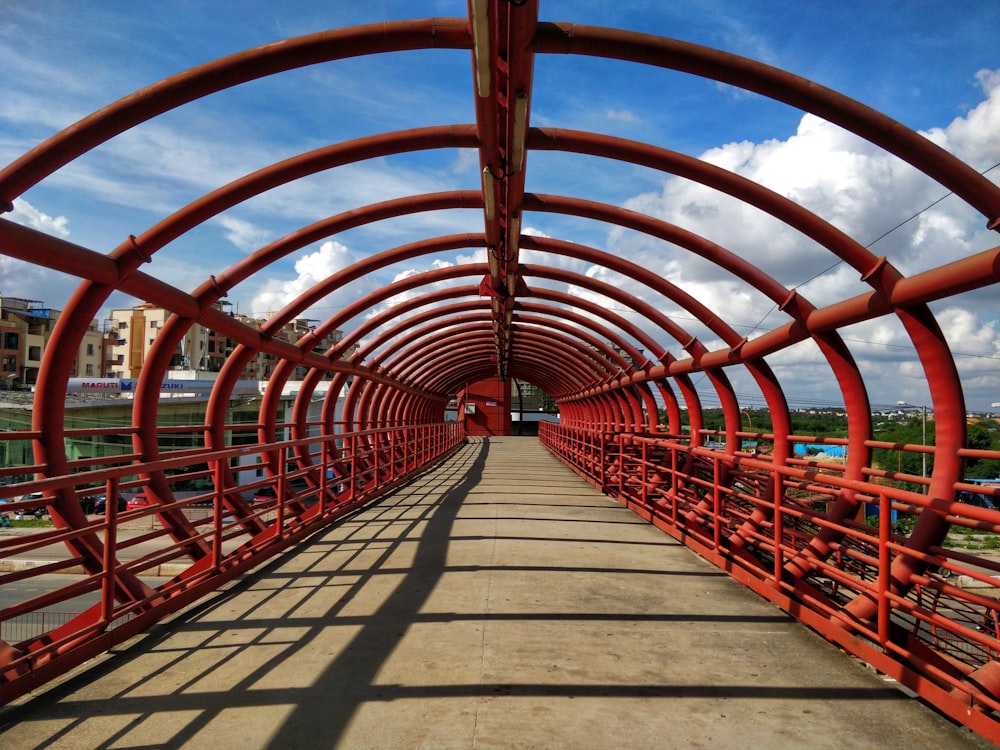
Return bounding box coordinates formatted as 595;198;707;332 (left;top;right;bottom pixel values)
1;1;998;410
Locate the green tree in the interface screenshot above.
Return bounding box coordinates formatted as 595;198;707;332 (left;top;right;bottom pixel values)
872;415;934;490
965;421;1000;479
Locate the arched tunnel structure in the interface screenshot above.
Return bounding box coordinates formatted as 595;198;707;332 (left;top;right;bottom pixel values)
2;3;1000;742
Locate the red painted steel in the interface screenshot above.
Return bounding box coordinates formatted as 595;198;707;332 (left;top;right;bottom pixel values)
540;423;1000;740
1;3;999;743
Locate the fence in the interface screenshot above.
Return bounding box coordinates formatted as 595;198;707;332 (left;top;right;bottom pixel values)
539;421;1000;742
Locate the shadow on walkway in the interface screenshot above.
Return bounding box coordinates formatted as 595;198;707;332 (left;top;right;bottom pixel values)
0;437;990;749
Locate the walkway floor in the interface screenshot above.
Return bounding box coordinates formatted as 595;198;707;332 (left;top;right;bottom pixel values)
0;437;992;749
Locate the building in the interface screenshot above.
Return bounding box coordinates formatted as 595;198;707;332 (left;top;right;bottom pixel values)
107;304;211;378
0;296;107;387
107;304;347;381
0;296;350;388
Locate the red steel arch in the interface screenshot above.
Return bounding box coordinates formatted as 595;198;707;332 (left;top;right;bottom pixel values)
1;3;999;742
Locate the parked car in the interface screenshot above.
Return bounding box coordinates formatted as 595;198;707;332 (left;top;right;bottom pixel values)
93;493;128;514
79;493;99;514
0;493;45;519
126;493;153;511
19;491;48;519
251;487;278;506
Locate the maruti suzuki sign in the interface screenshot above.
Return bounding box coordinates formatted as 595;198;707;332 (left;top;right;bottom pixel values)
66;378;261;395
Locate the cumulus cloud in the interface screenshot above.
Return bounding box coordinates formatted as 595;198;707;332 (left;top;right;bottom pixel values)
627;69;999;281
8;198;70;237
249;239;368;320
923;69;1000;167
610;69;1000;408
0;200;79;303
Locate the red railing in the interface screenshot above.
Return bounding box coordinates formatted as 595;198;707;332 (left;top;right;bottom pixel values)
539;421;1000;743
0;421;465;704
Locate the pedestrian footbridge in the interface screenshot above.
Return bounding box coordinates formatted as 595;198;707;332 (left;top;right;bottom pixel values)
0;438;985;749
1;2;999;745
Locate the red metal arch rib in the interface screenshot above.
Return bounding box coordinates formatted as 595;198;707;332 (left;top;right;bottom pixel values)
0;19;473;202
334;295;663;430
390;327;609;394
532;22;1000;229
319;259;716;436
310;274;672;428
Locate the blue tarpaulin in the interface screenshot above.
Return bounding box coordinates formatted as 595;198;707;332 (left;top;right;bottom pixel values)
793;444;846;457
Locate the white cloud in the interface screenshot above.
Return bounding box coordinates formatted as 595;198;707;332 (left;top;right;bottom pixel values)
609;70;1000;409
626;68;1000;292
938;307;1000;358
249;239;367;320
2;2;997;413
217;215;272;253
923;69;1000;167
603;108;639;123
8;198;70;237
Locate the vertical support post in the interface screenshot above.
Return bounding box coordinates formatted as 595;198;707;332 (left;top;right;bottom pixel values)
599;432;607;492
617;435;625;500
101;476;119;625
389;428;396;480
349;433;358;502
641;438;649;509
276;450;287;532
713;454;722;551
670;446;679;525
878;489;891;646
319;437;329;513
921;405;927;480
388;429;395;482
212;457;224;569
773;466;784;584
394;427;401;476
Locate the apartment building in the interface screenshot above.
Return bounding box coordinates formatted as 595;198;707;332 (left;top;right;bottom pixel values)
107;304;217;378
229;313;347;380
107;304;347;380
0;296;349;387
0;296;106;386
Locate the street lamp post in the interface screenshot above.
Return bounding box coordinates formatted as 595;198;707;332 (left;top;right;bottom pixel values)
897;401;928;478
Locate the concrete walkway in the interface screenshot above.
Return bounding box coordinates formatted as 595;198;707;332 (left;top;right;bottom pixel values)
0;437;991;749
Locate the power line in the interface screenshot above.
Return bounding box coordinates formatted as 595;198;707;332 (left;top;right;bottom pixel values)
838;337;1000;361
595;304;999;361
744;158;1000;337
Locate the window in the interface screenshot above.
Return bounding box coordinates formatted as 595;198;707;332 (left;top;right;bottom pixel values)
86;343;94;355
3;332;17;349
85;363;94;375
150;320;159;329
118;321;128;330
